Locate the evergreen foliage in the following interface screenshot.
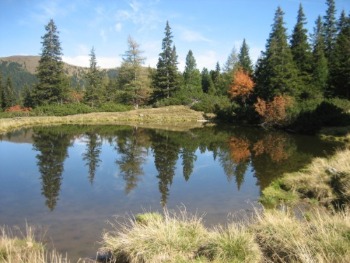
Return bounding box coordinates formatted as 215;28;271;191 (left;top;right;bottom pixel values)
183;50;202;93
33;19;68;105
201;67;215;94
1;77;16;109
84;47;104;107
290;4;313;95
152;21;179;101
331;12;350;99
311;16;329;96
255;7;300;100
323;0;337;59
238;39;253;74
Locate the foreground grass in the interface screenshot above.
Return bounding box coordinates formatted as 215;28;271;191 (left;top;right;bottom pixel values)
0;106;209;134
101;208;350;263
0;225;68;263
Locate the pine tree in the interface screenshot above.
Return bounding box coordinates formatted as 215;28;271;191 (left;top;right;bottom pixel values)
323;0;337;59
312;16;329;96
33;19;68;105
22;85;34;108
152;21;179;100
84;47;104;107
2;77;16;109
331;12;350;98
201;67;215;94
254;7;300;100
183;50;202;92
290;3;313;95
337;10;348;33
238;39;253;74
210;62;221;93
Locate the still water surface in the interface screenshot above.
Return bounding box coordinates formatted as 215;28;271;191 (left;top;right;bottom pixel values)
0;125;340;260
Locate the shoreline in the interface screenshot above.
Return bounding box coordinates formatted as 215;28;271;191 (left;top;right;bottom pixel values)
0;106;214;134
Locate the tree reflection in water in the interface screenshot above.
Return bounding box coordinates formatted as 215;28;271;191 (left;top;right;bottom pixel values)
29;125;337;209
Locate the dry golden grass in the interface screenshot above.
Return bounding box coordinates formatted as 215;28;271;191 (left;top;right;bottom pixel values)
253;209;350;263
0;106;210;134
0;225;68;263
261;143;350;207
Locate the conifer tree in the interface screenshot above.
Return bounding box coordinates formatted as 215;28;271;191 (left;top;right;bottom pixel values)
290;3;313;94
33;19;68;105
118;36;150;108
210;62;221;94
2;77;16;109
254;7;299;100
84;47;104;107
201;67;215;94
152;21;179;100
238;39;253;74
337;10;348;33
323;0;337;59
331;12;350;98
183;50;202;92
312;16;329;96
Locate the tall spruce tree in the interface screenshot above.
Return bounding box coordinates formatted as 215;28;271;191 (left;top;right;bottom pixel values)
254;7;299;100
238;39;253;74
34;19;68;105
152;21;179;100
331;12;350;98
201;67;215;94
323;0;337;59
312;16;329;96
183;50;202;92
290;3;313;95
2;77;16;109
84;47;104;107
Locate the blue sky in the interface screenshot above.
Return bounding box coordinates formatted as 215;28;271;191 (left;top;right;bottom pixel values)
1;0;349;71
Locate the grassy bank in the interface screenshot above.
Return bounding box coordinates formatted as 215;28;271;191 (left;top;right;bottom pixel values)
260;134;350;208
0;106;210;134
101;208;350;263
0;225;68;263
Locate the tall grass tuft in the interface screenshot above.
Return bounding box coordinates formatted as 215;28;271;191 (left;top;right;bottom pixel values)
0;224;69;263
101;209;263;263
198;224;262;263
102;209;209;263
253;209;350;263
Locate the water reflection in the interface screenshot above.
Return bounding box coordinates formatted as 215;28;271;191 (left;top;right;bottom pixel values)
3;125;338;211
32;128;72;211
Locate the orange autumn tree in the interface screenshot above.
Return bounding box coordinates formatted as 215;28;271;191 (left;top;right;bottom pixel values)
228;68;255;105
254;95;293;127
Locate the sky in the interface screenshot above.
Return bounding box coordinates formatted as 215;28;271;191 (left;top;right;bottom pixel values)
1;0;349;71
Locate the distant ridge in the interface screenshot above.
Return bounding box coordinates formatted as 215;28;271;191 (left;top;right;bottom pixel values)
0;55;89;76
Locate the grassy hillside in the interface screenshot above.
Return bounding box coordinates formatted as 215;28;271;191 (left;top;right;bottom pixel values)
0;55;115;92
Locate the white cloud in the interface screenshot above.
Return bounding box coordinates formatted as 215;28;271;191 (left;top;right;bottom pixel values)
62;55;90;67
63;55;121;69
196;50;219;70
114;0;162;32
179;27;212;43
115;22;122;32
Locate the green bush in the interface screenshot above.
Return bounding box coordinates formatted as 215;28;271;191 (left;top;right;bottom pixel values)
98;103;132;112
34;103;93;116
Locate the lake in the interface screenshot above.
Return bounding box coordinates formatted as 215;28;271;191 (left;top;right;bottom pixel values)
0;124;340;261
